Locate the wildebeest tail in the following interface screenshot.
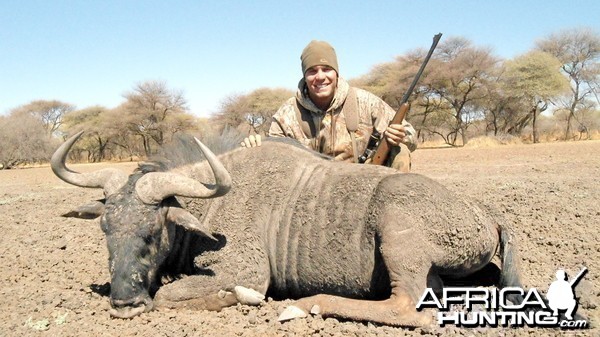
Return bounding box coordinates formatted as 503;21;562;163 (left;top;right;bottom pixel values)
498;224;525;305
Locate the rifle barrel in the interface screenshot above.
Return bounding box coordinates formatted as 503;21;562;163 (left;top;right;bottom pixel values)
400;33;442;104
569;267;588;287
365;33;442;166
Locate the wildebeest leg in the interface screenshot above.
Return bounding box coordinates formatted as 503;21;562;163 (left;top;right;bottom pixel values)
280;224;434;327
154;276;239;311
153;245;271;312
154;273;270;311
280;291;432;327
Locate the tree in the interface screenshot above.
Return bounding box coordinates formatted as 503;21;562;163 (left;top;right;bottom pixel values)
479;64;520;136
61;106;115;162
537;27;600;140
11;100;75;135
0;111;58;169
425;37;498;145
502;51;570;142
350;49;431;110
213;87;293;135
122;80;194;156
245;88;293;135
213;93;251;131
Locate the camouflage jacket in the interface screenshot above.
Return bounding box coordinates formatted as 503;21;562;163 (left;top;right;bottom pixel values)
269;77;417;162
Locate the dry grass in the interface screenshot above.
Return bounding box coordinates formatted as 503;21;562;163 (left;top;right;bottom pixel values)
419;134;523;149
418;131;600;149
464;134;522;148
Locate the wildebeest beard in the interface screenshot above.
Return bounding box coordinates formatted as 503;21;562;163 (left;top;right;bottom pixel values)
101;172;166;318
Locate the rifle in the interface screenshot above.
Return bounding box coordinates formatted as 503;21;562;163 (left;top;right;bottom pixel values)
358;33;442;165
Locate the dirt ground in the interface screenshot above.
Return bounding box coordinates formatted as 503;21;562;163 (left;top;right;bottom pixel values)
1;140;598;336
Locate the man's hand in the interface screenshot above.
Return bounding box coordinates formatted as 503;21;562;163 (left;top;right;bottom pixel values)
383;124;409;147
240;135;262;148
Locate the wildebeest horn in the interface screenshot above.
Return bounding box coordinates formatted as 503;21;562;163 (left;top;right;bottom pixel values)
134;137;231;204
51;131;128;195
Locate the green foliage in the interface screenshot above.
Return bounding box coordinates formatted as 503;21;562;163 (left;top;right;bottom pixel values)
502;51;571;142
354;30;599;145
504;51;570;99
537;27;600;140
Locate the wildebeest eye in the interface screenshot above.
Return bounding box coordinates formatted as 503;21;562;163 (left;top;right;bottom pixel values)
139;244;150;258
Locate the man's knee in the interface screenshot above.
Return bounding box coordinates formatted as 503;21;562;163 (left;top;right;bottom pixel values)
390;143;412;173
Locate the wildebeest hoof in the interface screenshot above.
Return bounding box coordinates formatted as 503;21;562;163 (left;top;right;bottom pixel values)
278;305;308;322
217;289;232;299
233;286;265;305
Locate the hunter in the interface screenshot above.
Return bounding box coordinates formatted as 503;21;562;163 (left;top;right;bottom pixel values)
243;40;416;171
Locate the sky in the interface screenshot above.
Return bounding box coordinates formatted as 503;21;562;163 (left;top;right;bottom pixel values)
2;0;599;118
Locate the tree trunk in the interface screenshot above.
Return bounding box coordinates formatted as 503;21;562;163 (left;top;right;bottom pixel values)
460;127;468;146
532;106;539;144
143;136;151;157
565;111;574;141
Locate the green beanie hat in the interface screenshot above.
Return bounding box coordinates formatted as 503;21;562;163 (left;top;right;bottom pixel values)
300;40;339;75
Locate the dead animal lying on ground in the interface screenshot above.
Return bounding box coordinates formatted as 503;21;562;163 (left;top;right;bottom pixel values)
52;131;526;327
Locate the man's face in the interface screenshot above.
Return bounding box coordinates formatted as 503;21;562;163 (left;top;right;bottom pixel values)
304;65;338;104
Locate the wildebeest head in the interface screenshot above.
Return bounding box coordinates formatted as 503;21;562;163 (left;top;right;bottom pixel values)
51;131;231;318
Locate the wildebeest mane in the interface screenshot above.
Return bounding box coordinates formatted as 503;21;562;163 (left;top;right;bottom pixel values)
138;127;331;174
263;137;332;161
138;127;245;173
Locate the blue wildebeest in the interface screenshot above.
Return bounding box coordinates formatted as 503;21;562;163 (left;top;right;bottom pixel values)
52;131;524;327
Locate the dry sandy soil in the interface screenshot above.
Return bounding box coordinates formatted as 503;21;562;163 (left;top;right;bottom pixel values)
1;140;598;336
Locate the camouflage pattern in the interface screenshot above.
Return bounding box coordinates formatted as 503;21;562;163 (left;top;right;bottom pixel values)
388;143;412;173
269;78;417;164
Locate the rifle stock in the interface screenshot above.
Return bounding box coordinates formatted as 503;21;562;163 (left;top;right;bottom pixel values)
369;102;409;165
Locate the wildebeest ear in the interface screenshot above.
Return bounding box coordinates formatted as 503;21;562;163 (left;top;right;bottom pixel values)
166;207;217;241
62;199;106;219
